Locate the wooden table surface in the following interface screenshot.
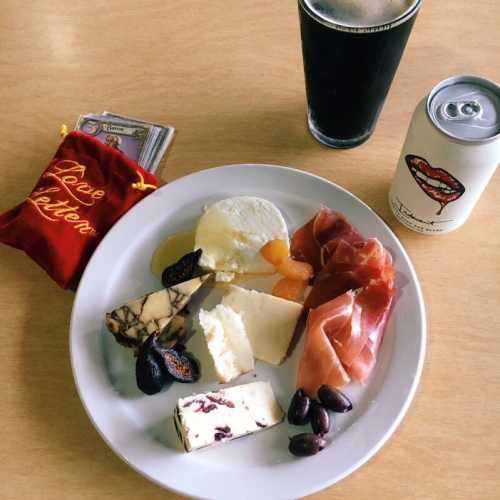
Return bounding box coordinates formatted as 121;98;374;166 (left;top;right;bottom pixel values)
1;1;499;499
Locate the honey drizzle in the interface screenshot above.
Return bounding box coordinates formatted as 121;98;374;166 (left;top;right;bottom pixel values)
151;231;278;287
151;231;196;277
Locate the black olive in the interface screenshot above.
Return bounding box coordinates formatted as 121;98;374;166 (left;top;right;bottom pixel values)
161;249;203;288
310;402;330;436
135;335;170;395
162;348;200;383
317;385;353;413
287;389;312;425
288;433;326;457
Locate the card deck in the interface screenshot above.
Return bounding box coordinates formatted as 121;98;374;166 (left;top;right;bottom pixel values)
103;112;175;173
75;113;175;174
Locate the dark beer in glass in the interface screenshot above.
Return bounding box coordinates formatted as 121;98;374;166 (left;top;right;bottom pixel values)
298;0;422;148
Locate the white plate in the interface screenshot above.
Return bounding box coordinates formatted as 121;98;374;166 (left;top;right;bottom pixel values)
70;164;426;500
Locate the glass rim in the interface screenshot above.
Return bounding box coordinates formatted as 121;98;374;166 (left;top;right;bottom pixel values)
299;0;423;33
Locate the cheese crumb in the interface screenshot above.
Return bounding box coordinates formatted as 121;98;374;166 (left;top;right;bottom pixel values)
215;271;236;283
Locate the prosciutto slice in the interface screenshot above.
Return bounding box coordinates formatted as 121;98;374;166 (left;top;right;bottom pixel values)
297;292;353;396
291;207;364;274
346;303;391;383
293;208;396;393
297;281;394;395
344;280;393;379
305;238;394;309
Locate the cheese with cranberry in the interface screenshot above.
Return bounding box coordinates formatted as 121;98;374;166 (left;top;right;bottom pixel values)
174;381;283;452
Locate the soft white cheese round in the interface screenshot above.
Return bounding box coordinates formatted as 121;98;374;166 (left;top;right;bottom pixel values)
195;196;289;274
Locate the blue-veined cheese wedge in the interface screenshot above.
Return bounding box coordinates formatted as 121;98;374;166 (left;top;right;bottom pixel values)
105;274;210;350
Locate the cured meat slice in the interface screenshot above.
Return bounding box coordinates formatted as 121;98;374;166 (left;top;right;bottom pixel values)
342;280;393;366
290;215;321;273
297;292;353;396
290;207;364;274
293;208;397;390
305;238;394;309
297;281;394;393
345;282;393;383
346;322;384;383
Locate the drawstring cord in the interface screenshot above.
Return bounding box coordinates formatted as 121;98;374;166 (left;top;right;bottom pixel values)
60;124;69;139
131;171;157;191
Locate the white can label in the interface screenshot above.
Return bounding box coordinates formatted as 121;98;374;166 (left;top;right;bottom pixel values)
389;154;466;233
389;100;499;234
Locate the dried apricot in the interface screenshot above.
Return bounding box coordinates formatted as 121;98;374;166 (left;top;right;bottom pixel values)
260;239;289;266
272;277;308;302
277;257;313;281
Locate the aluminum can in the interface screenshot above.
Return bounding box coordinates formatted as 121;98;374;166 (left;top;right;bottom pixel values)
389;75;500;234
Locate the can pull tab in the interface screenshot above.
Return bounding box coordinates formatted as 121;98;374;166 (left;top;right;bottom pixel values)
441;100;483;121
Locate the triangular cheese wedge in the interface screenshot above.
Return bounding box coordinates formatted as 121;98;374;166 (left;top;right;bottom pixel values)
106;274;210;349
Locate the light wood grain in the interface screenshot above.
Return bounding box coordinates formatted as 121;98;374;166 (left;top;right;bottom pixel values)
0;1;499;499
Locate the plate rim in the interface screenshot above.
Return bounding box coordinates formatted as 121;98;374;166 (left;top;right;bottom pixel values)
70;163;427;499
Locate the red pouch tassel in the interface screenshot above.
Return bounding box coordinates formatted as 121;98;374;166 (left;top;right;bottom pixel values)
0;131;158;289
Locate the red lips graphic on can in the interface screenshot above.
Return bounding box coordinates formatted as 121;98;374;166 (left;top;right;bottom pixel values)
405;155;466;215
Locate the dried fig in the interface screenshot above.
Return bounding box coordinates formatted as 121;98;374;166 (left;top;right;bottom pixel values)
135;334;171;395
162;348;201;383
161;249;203;288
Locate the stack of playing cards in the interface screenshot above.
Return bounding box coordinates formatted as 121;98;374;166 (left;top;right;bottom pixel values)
75;112;175;174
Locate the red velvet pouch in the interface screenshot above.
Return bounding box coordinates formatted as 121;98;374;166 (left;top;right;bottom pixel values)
0;131;158;289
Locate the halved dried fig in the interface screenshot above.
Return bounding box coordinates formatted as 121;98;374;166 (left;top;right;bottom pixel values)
162;348;201;383
135;334;171;395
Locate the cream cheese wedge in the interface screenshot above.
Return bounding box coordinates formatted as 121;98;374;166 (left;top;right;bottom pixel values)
194;196;289;274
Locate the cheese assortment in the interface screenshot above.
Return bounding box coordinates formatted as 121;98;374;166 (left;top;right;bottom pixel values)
174;381;284;452
102;196;390;457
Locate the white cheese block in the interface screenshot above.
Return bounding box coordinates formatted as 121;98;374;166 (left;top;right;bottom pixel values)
195;196;289;274
222;285;303;365
105;274;210;350
174;381;283;452
198;304;254;383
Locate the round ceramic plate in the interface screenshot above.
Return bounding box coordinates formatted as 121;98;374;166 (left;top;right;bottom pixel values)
70;164;426;500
